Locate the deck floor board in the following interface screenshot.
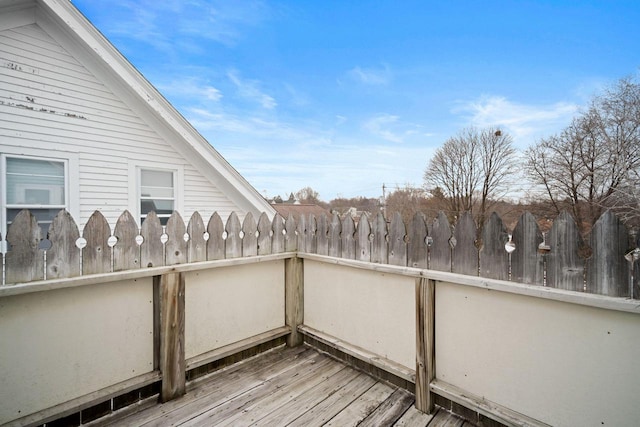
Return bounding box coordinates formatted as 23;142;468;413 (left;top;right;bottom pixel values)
110;345;469;426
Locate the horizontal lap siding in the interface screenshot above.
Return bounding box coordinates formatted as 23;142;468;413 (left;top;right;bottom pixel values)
0;24;237;229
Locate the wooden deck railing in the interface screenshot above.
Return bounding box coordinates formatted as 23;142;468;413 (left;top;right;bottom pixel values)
1;208;640;426
2;208;639;298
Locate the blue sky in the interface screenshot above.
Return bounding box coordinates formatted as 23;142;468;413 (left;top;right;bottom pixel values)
73;0;640;201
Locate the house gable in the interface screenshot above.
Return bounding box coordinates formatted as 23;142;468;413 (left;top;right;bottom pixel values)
0;0;274;229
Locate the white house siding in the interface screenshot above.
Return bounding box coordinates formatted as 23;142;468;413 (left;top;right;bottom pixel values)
0;23;241;230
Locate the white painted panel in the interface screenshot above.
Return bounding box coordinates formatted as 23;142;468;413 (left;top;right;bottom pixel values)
184;261;285;359
436;282;640;426
0;279;154;425
304;260;415;369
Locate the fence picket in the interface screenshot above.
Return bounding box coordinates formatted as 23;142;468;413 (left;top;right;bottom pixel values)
114;210;140;271
242;212;258;257
296;215;307;253
586;211;629;297
271;214;285;254
479;212;509;280
341;215;356;260
141;212;164;268
389;212;407;266
511;211;543;285
206;212;225;260
328;213;341;258
83;210;111;275
371;212;388;264
316;214;329;256
285;214;297;252
186;212;206;263
546;211;584;291
356;214;372;262
5;210;44;284
257;212;273;256
307;215;318;254
225;212;242;259
166;212;187;266
45;210;80;280
430;211;452;272
408;213;428;269
452;212;478;276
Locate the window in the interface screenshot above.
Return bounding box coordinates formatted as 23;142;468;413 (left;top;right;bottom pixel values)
3;155;68;238
139;168;175;226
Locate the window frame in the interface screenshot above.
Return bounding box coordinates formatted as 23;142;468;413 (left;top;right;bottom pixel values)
130;161;183;227
1;152;77;248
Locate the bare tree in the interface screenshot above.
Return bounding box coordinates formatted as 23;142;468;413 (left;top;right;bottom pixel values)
423;126;516;231
525;76;640;231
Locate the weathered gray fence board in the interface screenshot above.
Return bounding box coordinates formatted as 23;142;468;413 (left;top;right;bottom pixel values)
479;212;509;281
546;211;584;291
634;259;639;300
408;213;428;269
225;212;242;259
510;212;543;285
114;210;140;271
141;212;164;268
586;211;629;297
389;212;407;266
295;214;307;253
285;214;297;252
316;214;329;256
341;215;356;260
271;214;285;254
206;212;225;261
371;212;388;264
430;212;452;272
306;215;318;254
187;212;206;263
165;212;187;266
83;210;111;275
257;213;273;256
356;215;372;262
328;213;341;258
5;210;44;284
242;213;258;257
46;210;80;280
452;212;478;276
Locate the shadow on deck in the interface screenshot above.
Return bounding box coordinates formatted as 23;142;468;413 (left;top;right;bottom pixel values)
100;346;469;426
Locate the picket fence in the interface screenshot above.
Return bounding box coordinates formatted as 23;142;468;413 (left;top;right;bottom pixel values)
2;208;639;298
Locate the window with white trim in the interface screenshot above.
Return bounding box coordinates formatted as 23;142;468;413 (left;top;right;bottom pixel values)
2;155;68;239
139;168;175;226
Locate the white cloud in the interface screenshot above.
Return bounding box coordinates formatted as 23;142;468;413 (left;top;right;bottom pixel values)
453;96;579;146
157;78;223;103
347;65;391;85
227;70;277;109
362;114;430;144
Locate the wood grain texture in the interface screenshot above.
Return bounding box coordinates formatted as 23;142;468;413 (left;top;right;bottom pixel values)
415;278;435;414
241;212;258;257
371;212;388;264
224;211;242;259
546;211;584;291
158;272;186;402
452;212;478;276
342;215;356;260
82;210;111;275
206;212;225;261
316;213;329;256
408;213;428;269
285;214;298;252
356;214;372;262
186;211;206;263
5;209;44;284
389;212;408;266
45;210;80;280
511;211;543;285
479;212;509;281
113;210;140;271
328;213;342;258
271;213;285;254
430;212;452;272
141;211;164;268
257;212;273;256
586;210;629;296
285;256;304;347
165;211;187;266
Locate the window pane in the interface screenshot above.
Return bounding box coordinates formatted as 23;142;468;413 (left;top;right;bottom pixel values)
140;199;174;215
6;158;65;205
141;170;173;188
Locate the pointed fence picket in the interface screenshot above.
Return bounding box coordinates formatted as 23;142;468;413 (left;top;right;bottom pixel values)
1;207;639;300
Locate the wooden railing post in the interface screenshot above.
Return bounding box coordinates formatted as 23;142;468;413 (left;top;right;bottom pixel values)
285;256;304;347
155;272;186;402
415;277;435;413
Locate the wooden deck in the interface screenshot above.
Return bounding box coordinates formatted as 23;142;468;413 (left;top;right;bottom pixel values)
107;345;471;426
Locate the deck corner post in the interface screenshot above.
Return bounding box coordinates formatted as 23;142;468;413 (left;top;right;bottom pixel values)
285;255;304;347
415;277;435;414
156;272;186;402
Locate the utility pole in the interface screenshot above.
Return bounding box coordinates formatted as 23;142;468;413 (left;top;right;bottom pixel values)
382;183;387;218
